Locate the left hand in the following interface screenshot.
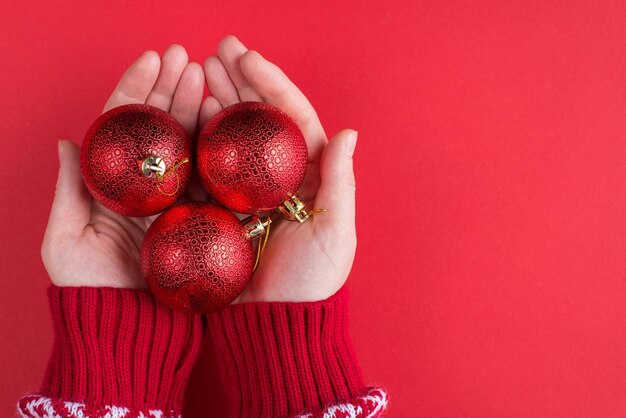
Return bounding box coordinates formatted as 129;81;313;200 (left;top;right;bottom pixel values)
200;36;358;303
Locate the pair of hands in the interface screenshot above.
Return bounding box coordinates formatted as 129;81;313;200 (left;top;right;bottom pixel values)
42;36;358;304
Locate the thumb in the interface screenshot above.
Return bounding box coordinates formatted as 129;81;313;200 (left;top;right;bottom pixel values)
313;129;358;231
45;140;91;238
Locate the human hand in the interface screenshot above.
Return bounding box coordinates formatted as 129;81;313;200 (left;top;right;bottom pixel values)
201;36;358;303
42;45;204;288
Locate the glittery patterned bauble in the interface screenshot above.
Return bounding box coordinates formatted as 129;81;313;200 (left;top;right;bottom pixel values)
81;104;192;217
141;202;254;313
197;102;308;214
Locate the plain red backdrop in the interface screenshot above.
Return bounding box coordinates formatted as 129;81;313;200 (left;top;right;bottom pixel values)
2;1;626;416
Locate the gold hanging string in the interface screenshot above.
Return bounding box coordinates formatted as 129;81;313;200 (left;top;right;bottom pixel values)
253;214;272;271
302;208;329;218
156;157;190;196
279;207;329;222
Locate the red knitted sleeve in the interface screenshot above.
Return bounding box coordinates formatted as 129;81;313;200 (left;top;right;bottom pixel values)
17;286;204;418
205;286;388;417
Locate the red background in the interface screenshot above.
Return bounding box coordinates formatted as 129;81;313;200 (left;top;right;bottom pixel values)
2;1;626;417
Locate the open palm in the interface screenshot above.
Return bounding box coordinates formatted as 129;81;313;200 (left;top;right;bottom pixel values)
42;45;204;288
44;38;357;304
199;36;358;303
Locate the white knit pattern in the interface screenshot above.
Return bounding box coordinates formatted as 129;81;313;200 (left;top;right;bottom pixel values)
295;387;388;418
19;388;388;418
17;395;179;418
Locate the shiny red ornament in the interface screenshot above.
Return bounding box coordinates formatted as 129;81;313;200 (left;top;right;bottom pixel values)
141;202;254;313
197;102;308;214
81;104;192;217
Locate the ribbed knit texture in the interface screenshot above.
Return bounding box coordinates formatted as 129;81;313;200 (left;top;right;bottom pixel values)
37;286;204;415
206;287;366;417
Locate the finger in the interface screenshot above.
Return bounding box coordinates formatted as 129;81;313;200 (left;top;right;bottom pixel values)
170;62;204;137
199;95;223;127
217;35;263;102
313;130;357;231
146;44;189;112
297;162;322;203
203;56;239;107
46;140;91;238
240;50;327;161
103;51;161;112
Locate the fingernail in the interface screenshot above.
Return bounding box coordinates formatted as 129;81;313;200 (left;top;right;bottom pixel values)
142;50;158;60
345;130;358;157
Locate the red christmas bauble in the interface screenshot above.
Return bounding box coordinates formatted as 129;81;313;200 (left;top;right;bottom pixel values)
197;102;308;214
81;104;192;217
141;202;254;313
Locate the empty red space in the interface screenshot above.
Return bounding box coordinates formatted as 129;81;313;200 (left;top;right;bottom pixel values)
1;1;625;416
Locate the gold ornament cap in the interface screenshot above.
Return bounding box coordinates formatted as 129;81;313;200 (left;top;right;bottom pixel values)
141;156;166;177
279;195;328;223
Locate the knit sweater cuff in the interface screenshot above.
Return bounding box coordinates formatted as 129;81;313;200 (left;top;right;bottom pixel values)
206;286;368;417
18;286;203;418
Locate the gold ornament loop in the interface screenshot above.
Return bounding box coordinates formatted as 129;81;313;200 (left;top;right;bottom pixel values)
242;194;328;272
279;195;328;223
141;156;190;196
141;156;166;176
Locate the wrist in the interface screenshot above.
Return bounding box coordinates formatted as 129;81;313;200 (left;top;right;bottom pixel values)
206;286;367;416
19;285;203;417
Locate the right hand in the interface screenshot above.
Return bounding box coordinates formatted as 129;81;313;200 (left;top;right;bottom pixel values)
41;45;204;289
